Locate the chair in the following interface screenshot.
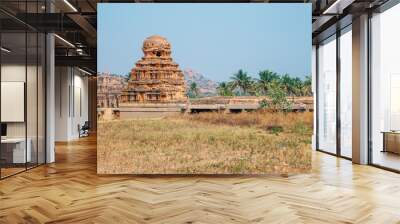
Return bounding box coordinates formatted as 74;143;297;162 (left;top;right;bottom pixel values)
79;121;90;138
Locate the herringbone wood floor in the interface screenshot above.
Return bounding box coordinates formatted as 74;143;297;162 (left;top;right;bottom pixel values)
1;136;400;224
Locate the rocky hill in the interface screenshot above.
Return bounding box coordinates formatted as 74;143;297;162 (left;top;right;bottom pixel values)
183;69;218;96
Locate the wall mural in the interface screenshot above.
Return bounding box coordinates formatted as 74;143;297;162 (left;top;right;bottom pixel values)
97;3;313;174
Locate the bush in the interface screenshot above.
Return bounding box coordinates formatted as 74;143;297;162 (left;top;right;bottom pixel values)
259;99;269;109
266;125;284;135
264;81;293;112
292;122;311;135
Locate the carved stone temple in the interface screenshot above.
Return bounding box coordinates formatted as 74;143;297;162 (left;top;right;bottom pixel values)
121;35;187;103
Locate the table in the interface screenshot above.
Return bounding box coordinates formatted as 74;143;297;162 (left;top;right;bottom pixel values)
1;138;31;163
381;131;400;154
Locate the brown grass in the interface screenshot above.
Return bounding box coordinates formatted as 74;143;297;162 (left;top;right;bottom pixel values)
97;112;312;175
182;111;313;133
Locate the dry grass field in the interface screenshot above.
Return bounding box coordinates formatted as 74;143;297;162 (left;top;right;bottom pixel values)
97;112;313;174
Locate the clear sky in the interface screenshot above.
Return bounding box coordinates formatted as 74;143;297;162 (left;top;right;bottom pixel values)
98;3;311;82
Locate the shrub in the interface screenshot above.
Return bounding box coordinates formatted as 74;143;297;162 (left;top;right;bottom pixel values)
181;111;313;135
292;122;311;135
266;125;284;135
265;81;293;112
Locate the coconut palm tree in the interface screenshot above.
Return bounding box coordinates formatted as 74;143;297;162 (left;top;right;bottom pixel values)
230;69;252;96
292;77;303;97
280;74;295;96
217;82;234;96
301;75;312;96
247;79;258;96
257;70;280;95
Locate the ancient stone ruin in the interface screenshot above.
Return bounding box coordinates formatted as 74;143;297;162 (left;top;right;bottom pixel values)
97;73;126;108
121;35;187;103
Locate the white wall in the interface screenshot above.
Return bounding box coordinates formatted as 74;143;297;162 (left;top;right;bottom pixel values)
1;65;26;139
71;72;89;138
1;63;46;164
55;67;89;141
1;65;41;137
55;67;69;141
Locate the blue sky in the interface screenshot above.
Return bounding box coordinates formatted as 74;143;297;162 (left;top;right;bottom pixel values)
98;4;311;82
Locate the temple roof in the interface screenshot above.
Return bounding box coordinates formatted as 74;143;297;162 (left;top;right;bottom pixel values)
142;35;171;52
121;35;187;103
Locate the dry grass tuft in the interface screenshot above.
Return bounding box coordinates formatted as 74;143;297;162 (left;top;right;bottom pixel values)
181;111;313;135
97;112;312;175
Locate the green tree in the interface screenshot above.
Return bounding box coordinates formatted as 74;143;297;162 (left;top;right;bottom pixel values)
230;69;253;96
217;82;234;96
257;70;280;95
260;80;292;112
247;79;258;96
292;77;303;97
280;74;294;96
301;75;312;96
188;82;200;98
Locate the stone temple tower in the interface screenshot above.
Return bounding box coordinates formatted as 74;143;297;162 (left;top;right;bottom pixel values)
121;35;187;103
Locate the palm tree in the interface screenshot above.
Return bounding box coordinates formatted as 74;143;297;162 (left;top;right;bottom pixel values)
292;77;303;97
188;82;199;98
247;80;258;96
230;69;252;95
301;75;312;96
280;74;295;96
257;70;280;95
217;82;234;96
